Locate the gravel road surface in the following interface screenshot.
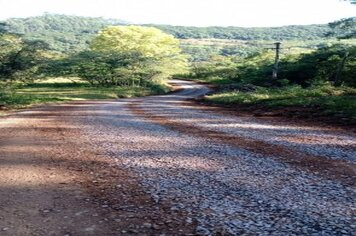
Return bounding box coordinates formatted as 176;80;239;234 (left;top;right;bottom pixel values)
0;79;355;235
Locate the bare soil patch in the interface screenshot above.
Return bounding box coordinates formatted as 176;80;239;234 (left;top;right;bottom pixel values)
0;105;196;235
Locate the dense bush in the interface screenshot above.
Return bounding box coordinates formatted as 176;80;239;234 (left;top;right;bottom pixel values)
44;26;188;86
192;45;356;88
279;45;356;87
0;29;52;83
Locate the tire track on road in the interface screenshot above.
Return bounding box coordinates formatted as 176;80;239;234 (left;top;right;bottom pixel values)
128;100;356;187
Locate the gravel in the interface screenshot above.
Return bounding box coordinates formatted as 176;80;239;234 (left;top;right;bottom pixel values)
68;80;355;235
137;81;356;163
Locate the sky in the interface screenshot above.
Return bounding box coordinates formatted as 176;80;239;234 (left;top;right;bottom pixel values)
0;0;355;27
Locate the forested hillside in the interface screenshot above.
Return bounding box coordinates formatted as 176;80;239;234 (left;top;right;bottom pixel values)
5;14;128;34
146;24;330;40
4;14;128;52
3;14;332;53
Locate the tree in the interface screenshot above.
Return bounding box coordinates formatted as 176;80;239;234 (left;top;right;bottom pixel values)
91;26;179;56
70;51;155;86
46;26;188;86
327;16;355;86
279;45;356;87
328;17;356;39
0;23;7;34
0;32;50;82
88;26;188;85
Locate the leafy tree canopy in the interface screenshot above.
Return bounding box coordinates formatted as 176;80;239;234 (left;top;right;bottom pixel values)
90;26;188;74
1;14;334;53
46;26;188;86
91;26;181;58
329;17;356;39
0;33;51;81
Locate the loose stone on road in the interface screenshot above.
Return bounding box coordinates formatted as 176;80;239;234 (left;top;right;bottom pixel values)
0;80;355;235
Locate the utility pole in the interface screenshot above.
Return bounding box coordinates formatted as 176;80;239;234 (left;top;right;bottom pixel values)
272;42;281;80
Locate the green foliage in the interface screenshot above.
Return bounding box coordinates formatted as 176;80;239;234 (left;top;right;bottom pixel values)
205;85;356;119
0;31;51;82
91;26;180;56
208;84;355;104
91;26;188;74
2;14;337;55
148;24;331;41
190;50;276;86
0;78;168;109
1;14;355;116
181;44;220;61
194;41;356;121
279;45;356;87
328;17;356;39
198;76;234;85
0;22;7;34
191;43;356;88
50;26;188;86
191;55;238;79
180;39;262;61
4;14;127;53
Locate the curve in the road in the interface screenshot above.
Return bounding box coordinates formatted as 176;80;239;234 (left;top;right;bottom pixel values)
0;79;355;235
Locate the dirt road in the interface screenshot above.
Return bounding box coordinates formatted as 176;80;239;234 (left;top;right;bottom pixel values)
0;80;355;235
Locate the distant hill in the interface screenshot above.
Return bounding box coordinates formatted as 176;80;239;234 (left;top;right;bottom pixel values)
2;14;332;53
4;14;128;52
147;24;330;41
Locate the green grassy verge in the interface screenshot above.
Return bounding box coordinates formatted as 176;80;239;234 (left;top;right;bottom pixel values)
204;85;356;120
190;76;235;85
0;78;169;110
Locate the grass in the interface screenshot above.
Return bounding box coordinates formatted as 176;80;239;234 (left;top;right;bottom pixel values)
0;77;169;110
190;76;235;85
204;84;356;119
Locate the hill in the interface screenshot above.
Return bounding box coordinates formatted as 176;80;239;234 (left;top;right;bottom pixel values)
147;24;330;40
2;14;332;53
4;14;127;52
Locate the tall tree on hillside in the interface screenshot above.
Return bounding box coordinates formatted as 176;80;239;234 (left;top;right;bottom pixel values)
52;26;188;86
89;26;188;84
90;25;187;74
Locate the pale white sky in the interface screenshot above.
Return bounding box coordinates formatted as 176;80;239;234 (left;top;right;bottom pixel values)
0;0;355;27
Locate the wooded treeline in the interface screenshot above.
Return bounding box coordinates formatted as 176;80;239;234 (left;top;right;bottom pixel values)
3;14;335;53
0;14;355;116
1;14;355;86
146;24;330;40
